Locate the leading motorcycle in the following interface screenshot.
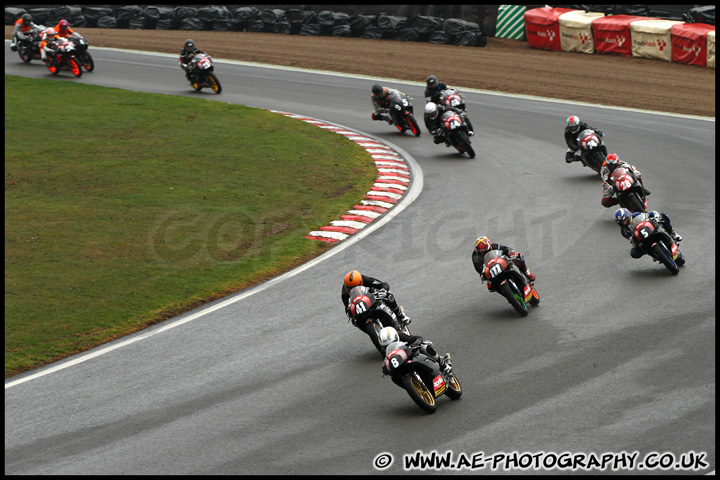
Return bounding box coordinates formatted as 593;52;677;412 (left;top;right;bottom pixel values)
481;250;539;316
383;340;462;413
45;37;82;77
607;166;647;213
632;217;685;275
68;35;94;72
437;109;475;158
187;53;222;94
346;286;411;357
573;128;607;174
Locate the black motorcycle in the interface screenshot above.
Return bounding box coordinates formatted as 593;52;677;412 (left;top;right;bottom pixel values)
384;341;462;413
437;109;475;158
607;166;647;213
631;216;685;275
16;25;44;64
45;37;82;78
385;91;421;136
346;286;410;357
187;53;222;94
68;35;94;72
481;250;539;316
438;88;475;134
574;128;607;173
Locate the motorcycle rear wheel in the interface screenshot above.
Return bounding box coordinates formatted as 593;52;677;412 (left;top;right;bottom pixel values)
403;374;437;413
501;282;528;317
652;243;679;275
444;374;463;400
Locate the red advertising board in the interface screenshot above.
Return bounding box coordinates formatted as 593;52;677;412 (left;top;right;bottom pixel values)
671;23;715;67
524;7;578;51
591;15;659;57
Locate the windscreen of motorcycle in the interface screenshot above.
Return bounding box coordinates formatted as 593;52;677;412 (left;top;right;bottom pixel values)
384;343;408;372
483;250;507;279
578;129;600;151
634;220;655;242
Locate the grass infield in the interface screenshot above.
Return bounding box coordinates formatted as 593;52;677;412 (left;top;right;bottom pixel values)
5;75;376;377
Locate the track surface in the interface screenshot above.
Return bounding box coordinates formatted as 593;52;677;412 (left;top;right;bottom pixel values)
4;47;715;475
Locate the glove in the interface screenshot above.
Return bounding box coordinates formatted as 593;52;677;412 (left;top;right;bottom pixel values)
374;288;388;299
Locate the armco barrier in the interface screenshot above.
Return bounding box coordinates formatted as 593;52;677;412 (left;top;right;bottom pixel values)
630;19;683;62
495;5;525;40
558;10;605;54
671;22;715;67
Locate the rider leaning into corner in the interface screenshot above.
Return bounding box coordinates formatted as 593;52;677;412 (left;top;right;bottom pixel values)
179;38;205;81
341;270;411;325
564;115;605;164
378;326;452;375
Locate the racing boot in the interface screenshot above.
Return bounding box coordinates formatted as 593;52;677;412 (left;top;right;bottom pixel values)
439;354;452;375
670;230;683;242
565;151;576;163
524;269;535;283
394;307;411;326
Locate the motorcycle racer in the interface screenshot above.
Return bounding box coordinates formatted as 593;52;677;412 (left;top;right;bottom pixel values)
600;153;651;207
423;75;448;104
370;83;405;124
54;19;82;39
10;14;37;52
614;208;683;259
342;270;411;326
179;38;205;81
423;102;464;145
471;236;536;290
39;28;58;63
565;115;605;163
378;326;452;376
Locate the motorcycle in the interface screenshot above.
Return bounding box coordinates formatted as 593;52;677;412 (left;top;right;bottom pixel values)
382;91;421;136
632;217;685;275
16;25;44;63
437;109;475;158
68;35;94;72
481;250;539;317
574;128;607;173
607;166;647;213
383;341;462;413
438;88;475;134
187;53;222;94
45;37;82;77
346;286;411;357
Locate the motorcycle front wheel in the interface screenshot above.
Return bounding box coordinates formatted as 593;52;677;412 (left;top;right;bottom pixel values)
652;243;679;275
405;113;421;136
626;192;646;213
403;374;437;413
500;281;528;317
82;52;94;72
68;58;82;77
444;374;463;400
454;132;475;158
207;72;222;94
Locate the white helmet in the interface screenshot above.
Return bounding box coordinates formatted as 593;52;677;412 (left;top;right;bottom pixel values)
424;102;438;119
379;326;399;347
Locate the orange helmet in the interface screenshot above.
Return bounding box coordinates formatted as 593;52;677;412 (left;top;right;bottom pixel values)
475;236;491;255
344;270;363;289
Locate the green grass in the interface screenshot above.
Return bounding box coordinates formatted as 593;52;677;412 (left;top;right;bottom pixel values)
4;75;377;377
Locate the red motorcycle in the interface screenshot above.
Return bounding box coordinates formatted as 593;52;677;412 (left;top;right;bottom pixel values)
438;88;475;134
46;37;82;77
608;166;647;213
481;250;539;317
